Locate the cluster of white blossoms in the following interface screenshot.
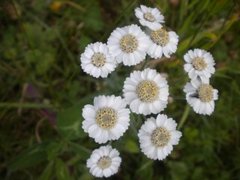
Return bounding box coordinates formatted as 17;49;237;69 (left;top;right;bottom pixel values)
79;5;218;178
183;49;219;115
80;5;179;78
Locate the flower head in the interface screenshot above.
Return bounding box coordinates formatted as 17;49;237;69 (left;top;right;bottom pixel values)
123;68;169;115
184;80;218;115
184;49;215;83
87;145;121;178
147;28;179;58
107;24;151;66
138;114;182;160
80;42;117;78
82;95;130;144
135;5;164;30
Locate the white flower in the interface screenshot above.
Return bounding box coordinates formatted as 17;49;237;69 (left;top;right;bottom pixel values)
135;5;164;30
138;114;182;160
147;28;179;59
184;49;215;83
184;80;218;115
107;24;151;66
80;42;117;78
123;68;169;115
82;95;130;144
87;145;121;178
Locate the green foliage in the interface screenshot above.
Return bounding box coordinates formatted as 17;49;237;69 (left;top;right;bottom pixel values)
0;0;240;179
8;143;48;171
57;104;84;140
55;158;72;180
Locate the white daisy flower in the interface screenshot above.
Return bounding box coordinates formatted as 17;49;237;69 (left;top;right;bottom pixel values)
147;27;179;59
138;114;182;160
184;80;218;115
135;5;164;30
87;145;121;178
82;95;130;144
184;49;215;83
123;68;169;115
107;24;151;66
80;42;117;78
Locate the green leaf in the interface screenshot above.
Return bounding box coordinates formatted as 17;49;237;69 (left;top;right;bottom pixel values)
79;36;92;51
57;104;83;140
78;173;94;180
82;2;104;31
69;142;90;159
39;161;54;180
55;159;72;180
36;52;55;75
57;95;94;140
25;50;55;75
46;142;62;161
167;161;189;180
123;139;139;153
8;143;49;171
136;158;153;179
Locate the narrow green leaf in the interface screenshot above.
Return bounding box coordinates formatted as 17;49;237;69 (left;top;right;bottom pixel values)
39;161;54;180
55;159;72;180
69;142;90;159
8;143;49;171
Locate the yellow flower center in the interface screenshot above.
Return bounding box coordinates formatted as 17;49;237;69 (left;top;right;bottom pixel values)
95;107;117;129
151;127;170;147
150;28;169;46
136;80;159;103
91;52;106;67
198;84;214;102
144;12;156;22
97;156;112;169
120;34;138;53
192;57;207;71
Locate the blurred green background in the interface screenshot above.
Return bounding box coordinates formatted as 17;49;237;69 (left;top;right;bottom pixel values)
0;0;240;179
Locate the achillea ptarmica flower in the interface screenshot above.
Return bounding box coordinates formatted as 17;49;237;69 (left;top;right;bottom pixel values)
82;95;130;144
123;68;169;115
80;42;117;78
184;49;215;83
184;80;218;115
87;145;121;178
135;5;164;30
147;27;179;59
138;114;182;160
107;24;151;66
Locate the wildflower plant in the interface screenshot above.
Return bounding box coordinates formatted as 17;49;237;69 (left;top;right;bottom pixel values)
5;0;239;179
80;4;218;178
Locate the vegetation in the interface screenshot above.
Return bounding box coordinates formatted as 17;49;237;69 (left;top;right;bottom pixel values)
0;0;239;179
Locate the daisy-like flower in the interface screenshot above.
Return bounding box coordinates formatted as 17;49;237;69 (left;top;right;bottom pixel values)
107;24;151;66
123;68;169;115
147;27;179;59
87;145;121;178
135;5;164;30
80;42;117;78
82;95;130;144
184;49;215;83
138;114;182;160
184;80;218;115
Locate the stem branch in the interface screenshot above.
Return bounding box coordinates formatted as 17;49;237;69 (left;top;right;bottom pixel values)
0;102;53;109
178;105;190;129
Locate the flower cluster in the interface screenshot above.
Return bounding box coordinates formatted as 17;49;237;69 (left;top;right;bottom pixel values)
183;49;219;115
80;5;218;178
80;5;179;77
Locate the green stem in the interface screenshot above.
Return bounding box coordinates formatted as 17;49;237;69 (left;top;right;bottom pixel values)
178;105;190;129
0;102;53;109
